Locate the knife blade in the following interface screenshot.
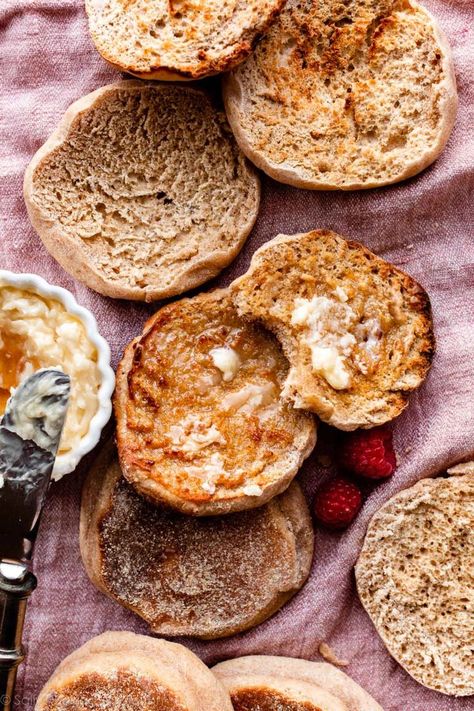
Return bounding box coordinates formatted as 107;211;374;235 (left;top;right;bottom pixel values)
0;369;70;563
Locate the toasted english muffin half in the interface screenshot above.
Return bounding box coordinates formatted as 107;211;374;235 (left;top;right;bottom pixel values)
80;444;314;639
85;0;287;81
223;0;457;190
213;656;383;711
114;288;316;514
35;631;233;711
24;81;260;301
231;230;434;430
355;472;474;696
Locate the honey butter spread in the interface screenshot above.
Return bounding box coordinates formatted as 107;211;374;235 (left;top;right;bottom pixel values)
209;346;241;382
0;285;100;456
291;289;382;390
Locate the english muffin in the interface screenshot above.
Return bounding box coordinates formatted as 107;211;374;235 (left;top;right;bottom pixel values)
85;0;287;80
213;656;383;711
80;444;314;639
447;460;474;477
355;472;474;696
35;631;233;711
24;81;260;301
114;288;316;514
231;230;434;430
223;0;457;190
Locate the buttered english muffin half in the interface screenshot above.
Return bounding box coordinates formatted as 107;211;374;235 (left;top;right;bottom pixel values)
212;656;383;711
231;230;434;430
24;81;260;301
35;631;234;711
80;444;314;639
223;0;457;190
85;0;287;80
114;288;316;515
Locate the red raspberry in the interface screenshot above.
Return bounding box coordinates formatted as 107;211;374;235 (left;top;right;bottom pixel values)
339;427;396;480
313;478;362;530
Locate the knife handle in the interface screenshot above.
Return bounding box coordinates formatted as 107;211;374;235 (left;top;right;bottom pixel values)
0;564;37;711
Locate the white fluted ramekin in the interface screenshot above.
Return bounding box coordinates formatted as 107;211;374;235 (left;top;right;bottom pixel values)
0;270;115;479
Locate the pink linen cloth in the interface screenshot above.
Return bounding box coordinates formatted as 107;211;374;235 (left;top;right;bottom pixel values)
0;1;473;709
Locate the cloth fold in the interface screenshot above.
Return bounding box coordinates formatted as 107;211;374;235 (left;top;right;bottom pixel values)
0;1;473;709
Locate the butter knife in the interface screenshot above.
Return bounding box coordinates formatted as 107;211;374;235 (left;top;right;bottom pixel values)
0;369;70;711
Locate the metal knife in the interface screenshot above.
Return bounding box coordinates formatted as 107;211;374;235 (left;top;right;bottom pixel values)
0;369;70;711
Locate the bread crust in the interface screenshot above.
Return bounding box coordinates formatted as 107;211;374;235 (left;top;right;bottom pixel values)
231;230;434;430
223;0;458;190
212;656;384;711
80;444;314;639
35;631;233;711
447;460;474;477
85;0;287;81
24;81;260;301
114;288;316;514
355;473;474;696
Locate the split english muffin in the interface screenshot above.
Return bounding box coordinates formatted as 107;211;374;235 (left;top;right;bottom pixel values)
24;81;260;301
35;631;233;710
231;230;434;430
355;470;474;696
80;444;314;639
223;0;458;190
85;0;287;81
115;288;316;514
213;655;383;710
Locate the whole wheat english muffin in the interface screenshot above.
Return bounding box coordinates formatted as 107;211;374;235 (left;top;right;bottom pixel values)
24;81;260;301
231;230;434;430
213;656;383;711
85;0;286;80
355;472;474;696
115;288;316;514
223;0;457;190
35;631;233;711
80;444;314;639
